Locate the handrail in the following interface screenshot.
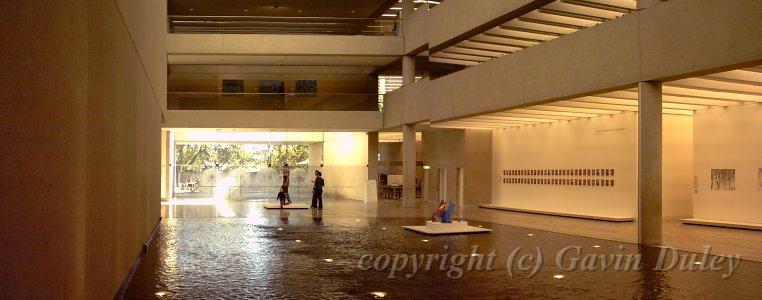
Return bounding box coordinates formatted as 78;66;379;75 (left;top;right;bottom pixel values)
168;15;400;35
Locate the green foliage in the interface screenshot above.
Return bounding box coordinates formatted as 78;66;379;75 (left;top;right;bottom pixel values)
175;143;309;172
269;145;309;167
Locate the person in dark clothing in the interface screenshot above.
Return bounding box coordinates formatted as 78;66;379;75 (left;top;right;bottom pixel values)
277;187;288;208
311;170;325;209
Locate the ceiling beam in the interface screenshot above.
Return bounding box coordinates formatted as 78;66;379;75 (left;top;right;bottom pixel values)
454;45;511;54
498;25;564;37
442;50;500;59
467;38;528;49
537;8;608;23
517;17;585;30
483;32;544;44
534;104;620;115
560;0;633;14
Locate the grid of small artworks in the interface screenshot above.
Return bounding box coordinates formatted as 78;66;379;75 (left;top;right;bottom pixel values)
501;169;615;187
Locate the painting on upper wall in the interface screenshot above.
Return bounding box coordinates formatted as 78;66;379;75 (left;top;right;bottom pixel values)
710;169;736;191
758;168;762;191
295;80;318;95
222;79;244;93
259;80;285;95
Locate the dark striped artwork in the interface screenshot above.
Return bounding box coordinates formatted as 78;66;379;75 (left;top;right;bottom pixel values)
710;169;735;191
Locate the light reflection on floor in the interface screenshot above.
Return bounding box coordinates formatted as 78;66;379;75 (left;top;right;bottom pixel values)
118;199;762;298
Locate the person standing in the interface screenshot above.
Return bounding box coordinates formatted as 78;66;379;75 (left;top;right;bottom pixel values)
311;170;325;209
282;163;291;204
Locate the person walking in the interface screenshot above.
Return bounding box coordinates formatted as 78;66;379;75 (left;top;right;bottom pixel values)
311;170;325;209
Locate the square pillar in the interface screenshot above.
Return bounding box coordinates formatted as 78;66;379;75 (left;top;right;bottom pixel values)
638;81;663;245
402;55;415;86
367;132;379;181
402;125;417;207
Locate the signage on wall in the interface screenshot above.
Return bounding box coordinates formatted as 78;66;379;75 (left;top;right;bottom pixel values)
500;168;615;187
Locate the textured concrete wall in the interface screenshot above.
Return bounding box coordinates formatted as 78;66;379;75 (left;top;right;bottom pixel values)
0;1;89;298
0;0;165;298
85;0;165;298
164;110;383;130
168;34;404;56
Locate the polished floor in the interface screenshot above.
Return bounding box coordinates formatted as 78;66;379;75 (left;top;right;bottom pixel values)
122;199;762;298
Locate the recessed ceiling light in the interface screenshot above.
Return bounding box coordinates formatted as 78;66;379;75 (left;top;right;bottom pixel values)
382;227;387;230
298;10;302;13
243;9;248;12
593;245;601;248
351;10;356;13
278;228;283;231
295;240;301;243
554;274;565;279
422;239;429;242
323;258;334;262
356;219;360;221
694;261;702;265
155;291;167;297
188;8;194;11
471;253;479;257
527;233;534;236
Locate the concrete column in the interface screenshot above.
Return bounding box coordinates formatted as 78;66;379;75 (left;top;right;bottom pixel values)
367;132;379;180
638;81;663;245
402;55;416;86
401;0;415;21
402;125;417;207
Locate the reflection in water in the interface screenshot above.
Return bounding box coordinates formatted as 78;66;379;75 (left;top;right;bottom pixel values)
634;245;672;299
125;214;762;298
312;209;323;224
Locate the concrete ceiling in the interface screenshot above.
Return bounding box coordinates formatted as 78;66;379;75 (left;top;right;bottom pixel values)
431;0;637;65
432;65;762;129
168;0;395;18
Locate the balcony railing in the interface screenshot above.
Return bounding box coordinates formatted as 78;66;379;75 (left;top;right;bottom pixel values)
168;92;383;112
168;16;399;36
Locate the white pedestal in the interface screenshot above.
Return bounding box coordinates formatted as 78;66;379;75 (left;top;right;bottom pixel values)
403;221;491;235
263;203;310;209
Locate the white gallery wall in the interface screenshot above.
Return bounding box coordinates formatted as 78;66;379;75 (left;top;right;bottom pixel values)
693;104;762;224
491;112;693;219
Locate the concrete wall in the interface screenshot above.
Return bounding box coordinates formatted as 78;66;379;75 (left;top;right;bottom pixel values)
693;104;762;223
385;0;762;128
164;110;383;131
168;33;403;56
490;113;692;219
422;129;492;207
0;0;165;298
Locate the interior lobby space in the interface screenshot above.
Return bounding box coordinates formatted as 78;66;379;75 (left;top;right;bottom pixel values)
2;0;762;299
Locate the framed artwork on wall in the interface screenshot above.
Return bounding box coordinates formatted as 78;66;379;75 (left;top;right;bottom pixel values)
710;169;736;190
758;168;762;191
258;80;285;94
295;79;318;95
222;79;244;93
